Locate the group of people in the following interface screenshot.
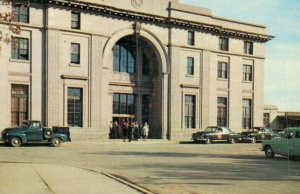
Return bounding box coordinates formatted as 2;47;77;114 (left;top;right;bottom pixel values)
109;120;149;142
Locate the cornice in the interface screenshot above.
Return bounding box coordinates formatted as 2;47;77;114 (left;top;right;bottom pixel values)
29;0;274;42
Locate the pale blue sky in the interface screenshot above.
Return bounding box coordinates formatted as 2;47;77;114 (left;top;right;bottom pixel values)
180;0;300;111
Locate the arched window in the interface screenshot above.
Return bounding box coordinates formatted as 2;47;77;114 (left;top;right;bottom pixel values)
113;38;136;74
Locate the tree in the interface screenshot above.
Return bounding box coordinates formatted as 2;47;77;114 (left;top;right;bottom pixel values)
0;0;30;51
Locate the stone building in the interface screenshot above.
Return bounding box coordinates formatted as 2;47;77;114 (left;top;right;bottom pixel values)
0;0;273;139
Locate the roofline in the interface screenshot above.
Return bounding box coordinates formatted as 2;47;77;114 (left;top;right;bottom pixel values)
28;0;274;42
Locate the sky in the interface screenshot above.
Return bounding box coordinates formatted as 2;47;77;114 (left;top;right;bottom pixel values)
180;0;300;112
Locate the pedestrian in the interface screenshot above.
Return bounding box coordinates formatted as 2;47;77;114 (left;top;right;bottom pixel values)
109;121;113;139
134;122;139;140
142;122;149;140
127;122;133;142
138;123;143;139
113;120;118;139
122;121;128;142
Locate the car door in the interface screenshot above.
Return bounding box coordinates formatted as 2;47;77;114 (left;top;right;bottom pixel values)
26;122;43;141
289;131;300;156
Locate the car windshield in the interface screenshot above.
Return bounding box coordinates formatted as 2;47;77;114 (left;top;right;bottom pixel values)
249;128;259;132
21;121;29;128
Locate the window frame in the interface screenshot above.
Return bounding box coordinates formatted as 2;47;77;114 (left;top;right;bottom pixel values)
184;95;196;129
187;31;195;46
113;93;136;115
219;37;229;51
242;99;252;129
244;41;253;55
243;64;253;81
12;3;29;23
217;62;228;79
71;43;80;64
217;97;228;127
187;57;194;76
11;37;29;60
71;11;81;29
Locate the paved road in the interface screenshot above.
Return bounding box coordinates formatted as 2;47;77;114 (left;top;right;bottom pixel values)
0;140;299;194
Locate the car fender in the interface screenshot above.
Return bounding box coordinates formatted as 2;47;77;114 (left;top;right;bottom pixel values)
7;133;27;144
52;133;69;142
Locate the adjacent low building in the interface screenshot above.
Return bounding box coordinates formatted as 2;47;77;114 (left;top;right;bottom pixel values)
0;0;273;139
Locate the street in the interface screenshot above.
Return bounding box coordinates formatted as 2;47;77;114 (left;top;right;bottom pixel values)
0;141;299;194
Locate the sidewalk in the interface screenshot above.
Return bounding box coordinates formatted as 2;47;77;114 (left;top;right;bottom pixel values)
0;163;150;194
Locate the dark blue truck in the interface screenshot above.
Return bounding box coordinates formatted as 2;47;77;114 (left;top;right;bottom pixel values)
1;120;71;147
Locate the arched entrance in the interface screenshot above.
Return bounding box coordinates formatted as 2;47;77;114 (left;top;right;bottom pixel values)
110;34;164;139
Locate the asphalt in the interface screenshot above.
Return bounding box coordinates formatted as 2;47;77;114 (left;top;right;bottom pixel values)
0;162;152;194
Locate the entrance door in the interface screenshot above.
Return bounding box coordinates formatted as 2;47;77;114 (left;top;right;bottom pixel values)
67;88;82;127
11;84;28;126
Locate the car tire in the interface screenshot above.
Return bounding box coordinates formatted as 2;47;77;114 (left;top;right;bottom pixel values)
44;128;53;139
265;146;275;158
205;138;211;144
251;137;257;144
51;138;61;147
10;137;22;147
230;138;236;144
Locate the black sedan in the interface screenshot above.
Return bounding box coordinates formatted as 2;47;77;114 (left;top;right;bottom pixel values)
191;126;242;144
241;127;275;143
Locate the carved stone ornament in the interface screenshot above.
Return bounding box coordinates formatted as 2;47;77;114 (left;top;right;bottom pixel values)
131;0;143;8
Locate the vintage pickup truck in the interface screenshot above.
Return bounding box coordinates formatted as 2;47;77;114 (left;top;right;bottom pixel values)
1;120;71;147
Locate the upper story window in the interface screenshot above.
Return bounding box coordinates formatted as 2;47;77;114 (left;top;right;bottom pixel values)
243;65;253;81
12;3;29;23
71;11;80;29
218;62;228;79
187;57;194;76
188;31;195;46
219;37;229;51
244;41;253;55
113;43;135;74
11;37;29;60
71;43;80;64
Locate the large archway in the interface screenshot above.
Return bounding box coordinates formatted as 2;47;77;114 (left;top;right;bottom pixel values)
108;32;166;139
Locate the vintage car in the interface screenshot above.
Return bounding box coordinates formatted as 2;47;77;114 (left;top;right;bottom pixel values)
261;127;300;158
191;126;242;144
241;127;275;143
1;120;71;147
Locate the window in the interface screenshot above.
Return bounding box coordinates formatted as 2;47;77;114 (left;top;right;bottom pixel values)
113;94;135;115
142;53;150;75
188;31;195;46
71;11;80;29
113;43;135;74
243;65;252;81
244;41;253;55
71;43;80;64
11;37;29;60
242;99;252;129
12;3;29;23
187;57;194;75
218;62;228;79
11;84;28;126
68;88;83;127
263;113;270;127
142;95;150;123
185;95;195;128
217;97;227;126
219;37;229;51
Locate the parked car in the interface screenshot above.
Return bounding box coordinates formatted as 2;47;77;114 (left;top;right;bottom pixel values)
261;127;300;159
241;127;275;143
1;120;71;147
191;126;242;144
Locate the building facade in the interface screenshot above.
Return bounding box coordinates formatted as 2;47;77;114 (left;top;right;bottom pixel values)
0;0;273;139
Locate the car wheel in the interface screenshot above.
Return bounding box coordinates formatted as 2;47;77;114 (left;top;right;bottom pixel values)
10;137;22;147
265;146;275;158
51;138;61;147
205;138;211;144
230;138;236;144
251;137;257;144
